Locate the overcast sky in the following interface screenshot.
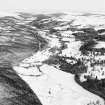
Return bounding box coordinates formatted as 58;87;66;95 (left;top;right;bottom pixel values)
0;0;105;13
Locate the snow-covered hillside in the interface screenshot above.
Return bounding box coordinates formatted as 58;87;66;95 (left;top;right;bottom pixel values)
0;12;105;105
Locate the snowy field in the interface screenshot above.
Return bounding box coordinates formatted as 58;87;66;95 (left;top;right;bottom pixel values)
0;12;105;105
